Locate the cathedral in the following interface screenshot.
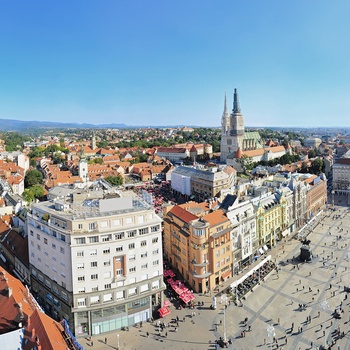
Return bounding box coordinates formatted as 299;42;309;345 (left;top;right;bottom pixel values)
220;89;291;170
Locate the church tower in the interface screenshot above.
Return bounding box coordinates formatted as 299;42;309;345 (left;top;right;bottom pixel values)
230;88;244;136
91;131;97;150
220;88;245;163
221;93;230;135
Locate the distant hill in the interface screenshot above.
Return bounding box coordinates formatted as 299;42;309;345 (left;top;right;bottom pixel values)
0;119;130;131
0;119;204;132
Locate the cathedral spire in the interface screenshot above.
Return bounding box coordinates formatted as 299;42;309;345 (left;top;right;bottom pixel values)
224;92;228;115
233;88;241;113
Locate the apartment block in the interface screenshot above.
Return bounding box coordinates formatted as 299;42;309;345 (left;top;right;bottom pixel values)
27;185;164;336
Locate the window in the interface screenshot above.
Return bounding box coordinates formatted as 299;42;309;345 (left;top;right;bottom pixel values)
129;243;135;249
102;235;111;242
129;254;136;261
52;231;57;238
141;264;148;269
75;237;86;244
60;234;66;242
127;229;136;238
77;298;86;307
61;272;66;278
104;283;112;290
77;251;84;257
153;260;159;266
89;236;99;243
194;229;205;236
103;248;110;254
37;257;41;262
78;287;85;293
104;260;111;266
52;256;56;261
37;234;40;240
104;271;111;278
78;276;85;282
88;223;96;231
151;225;160;232
61;291;68;301
91;261;98;268
115;232;124;240
141;252;147;258
44;251;48;256
37;244;41;251
113;219;121;226
60;247;65;254
77;263;84;269
78;224;83;229
30;230;33;236
116;246;123;252
139;228;149;235
91;274;98;280
152;237;158;244
44;238;48;244
90;249;97;256
52;243;56;249
153;249;159;255
141;240;147;247
92;286;98;292
129;267;136;273
116;268;123;275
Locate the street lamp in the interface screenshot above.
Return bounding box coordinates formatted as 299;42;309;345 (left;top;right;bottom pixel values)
321;300;329;348
221;294;228;342
266;325;275;350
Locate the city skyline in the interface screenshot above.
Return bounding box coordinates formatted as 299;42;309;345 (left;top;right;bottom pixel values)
1;1;350;128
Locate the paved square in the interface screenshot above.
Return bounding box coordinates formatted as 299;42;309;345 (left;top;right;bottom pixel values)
78;199;350;350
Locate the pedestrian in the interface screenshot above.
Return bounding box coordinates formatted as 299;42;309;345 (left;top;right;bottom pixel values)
248;325;251;331
165;332;167;337
104;337;107;344
91;340;94;347
147;331;149;338
264;338;266;345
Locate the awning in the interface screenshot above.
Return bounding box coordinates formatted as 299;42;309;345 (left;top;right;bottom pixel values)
221;270;231;279
163;300;171;307
263;245;269;251
259;248;264;255
180;292;195;303
158;307;171;318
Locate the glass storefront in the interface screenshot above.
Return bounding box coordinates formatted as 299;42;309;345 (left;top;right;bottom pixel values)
75;297;151;335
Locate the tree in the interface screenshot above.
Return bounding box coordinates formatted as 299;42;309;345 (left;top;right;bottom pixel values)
24;169;43;187
239;155;254;174
105;175;124;186
311;158;323;175
22;189;34;203
308;148;317;159
301;161;309;173
30;184;45;199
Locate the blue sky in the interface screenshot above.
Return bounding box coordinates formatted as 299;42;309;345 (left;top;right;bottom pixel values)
0;1;349;128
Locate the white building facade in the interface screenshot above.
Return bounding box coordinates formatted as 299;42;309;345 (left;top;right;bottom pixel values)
27;186;164;336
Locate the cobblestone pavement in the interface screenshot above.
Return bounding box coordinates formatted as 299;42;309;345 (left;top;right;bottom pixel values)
78;196;350;350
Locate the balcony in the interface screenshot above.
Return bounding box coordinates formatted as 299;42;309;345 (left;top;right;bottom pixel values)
190;260;209;267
